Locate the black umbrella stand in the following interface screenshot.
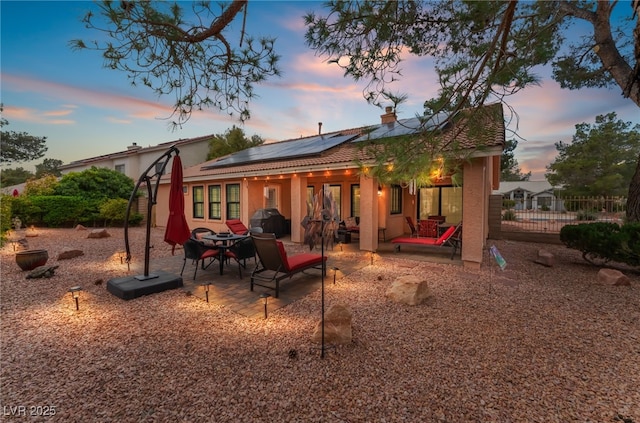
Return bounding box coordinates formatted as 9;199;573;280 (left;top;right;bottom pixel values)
106;146;184;300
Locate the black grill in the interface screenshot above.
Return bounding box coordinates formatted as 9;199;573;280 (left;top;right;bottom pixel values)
250;208;286;238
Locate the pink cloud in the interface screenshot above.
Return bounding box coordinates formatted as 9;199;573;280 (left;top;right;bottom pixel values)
48;119;76;125
2;105;76;125
2;73;173;117
42;109;74;117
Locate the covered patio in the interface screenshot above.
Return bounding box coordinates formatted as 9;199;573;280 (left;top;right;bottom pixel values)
145;236;462;318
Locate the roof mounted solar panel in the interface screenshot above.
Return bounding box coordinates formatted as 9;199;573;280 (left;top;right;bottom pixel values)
352;112;453;143
202;133;358;169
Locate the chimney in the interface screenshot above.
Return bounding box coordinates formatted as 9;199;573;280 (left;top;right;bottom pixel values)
127;142;142;151
380;106;396;125
318;122;322;135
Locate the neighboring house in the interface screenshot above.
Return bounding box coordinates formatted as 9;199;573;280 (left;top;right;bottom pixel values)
495;180;564;211
0;182;27;196
57;135;213;180
57;135;212;223
157;104;505;268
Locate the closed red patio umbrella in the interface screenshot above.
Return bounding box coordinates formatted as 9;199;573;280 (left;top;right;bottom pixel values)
164;154;191;254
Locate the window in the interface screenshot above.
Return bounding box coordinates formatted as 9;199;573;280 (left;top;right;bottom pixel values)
326;184;341;220
418;186;462;222
306;186;314;216
264;185;278;209
390;184;402;214
226;183;240;219
208;185;221;220
537;196;551;208
115;164;125;174
350;184;360;217
193;186;204;219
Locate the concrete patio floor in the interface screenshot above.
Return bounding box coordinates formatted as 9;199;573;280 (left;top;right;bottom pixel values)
135;238;461;319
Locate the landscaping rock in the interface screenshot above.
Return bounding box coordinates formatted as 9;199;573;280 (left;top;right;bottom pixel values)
386;275;431;305
311;303;353;345
26;265;59;279
88;229;110;239
75;224;87;231
597;268;631;286
57;249;84;260
534;249;555;267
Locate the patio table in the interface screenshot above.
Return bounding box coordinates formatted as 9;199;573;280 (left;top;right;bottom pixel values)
202;233;249;275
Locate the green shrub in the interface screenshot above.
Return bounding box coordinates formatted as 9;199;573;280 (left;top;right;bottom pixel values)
10;196;40;226
540;204;550;211
618;223;640;267
576;210;597;221
502;199;516;209
0;194;13;245
11;196;99;227
30;196;93;227
560;222;640;267
502;209;517;221
99;198;143;226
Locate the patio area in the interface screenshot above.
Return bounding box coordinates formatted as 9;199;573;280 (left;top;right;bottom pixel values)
139;236;462;319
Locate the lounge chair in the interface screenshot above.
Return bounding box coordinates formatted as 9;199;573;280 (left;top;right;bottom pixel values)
391;222;462;259
250;232;327;298
226;219;249;235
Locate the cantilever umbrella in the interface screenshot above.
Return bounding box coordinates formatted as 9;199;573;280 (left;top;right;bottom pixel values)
164;154;191;254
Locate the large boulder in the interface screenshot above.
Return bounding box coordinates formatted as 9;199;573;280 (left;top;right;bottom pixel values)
311;303;353;345
597;268;631;286
386;275;431;305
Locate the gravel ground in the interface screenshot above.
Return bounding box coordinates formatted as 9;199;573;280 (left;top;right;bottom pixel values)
1;227;639;422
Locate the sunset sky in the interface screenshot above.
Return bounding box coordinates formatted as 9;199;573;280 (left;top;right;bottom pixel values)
2;1;638;180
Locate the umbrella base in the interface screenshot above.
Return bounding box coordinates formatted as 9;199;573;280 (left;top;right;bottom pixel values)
107;270;183;300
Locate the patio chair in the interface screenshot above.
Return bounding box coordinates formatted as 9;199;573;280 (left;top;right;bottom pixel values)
191;227;217;246
224;236;257;278
180;238;220;280
226;219;250;235
250;232;327;298
405;216;418;237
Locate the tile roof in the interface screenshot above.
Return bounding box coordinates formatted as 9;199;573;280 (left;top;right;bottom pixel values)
59;134;214;169
178;103;505;181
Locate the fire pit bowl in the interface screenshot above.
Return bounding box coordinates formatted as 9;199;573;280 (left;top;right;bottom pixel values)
15;249;49;271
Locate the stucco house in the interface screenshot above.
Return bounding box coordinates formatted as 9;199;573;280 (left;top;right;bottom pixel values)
56;135;212;222
495;180;564;211
57;135;212;179
156;104;505;268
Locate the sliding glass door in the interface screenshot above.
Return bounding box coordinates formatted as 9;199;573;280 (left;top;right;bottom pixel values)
417;186;462;223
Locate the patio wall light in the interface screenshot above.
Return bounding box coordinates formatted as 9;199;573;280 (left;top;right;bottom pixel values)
69;286;82;310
